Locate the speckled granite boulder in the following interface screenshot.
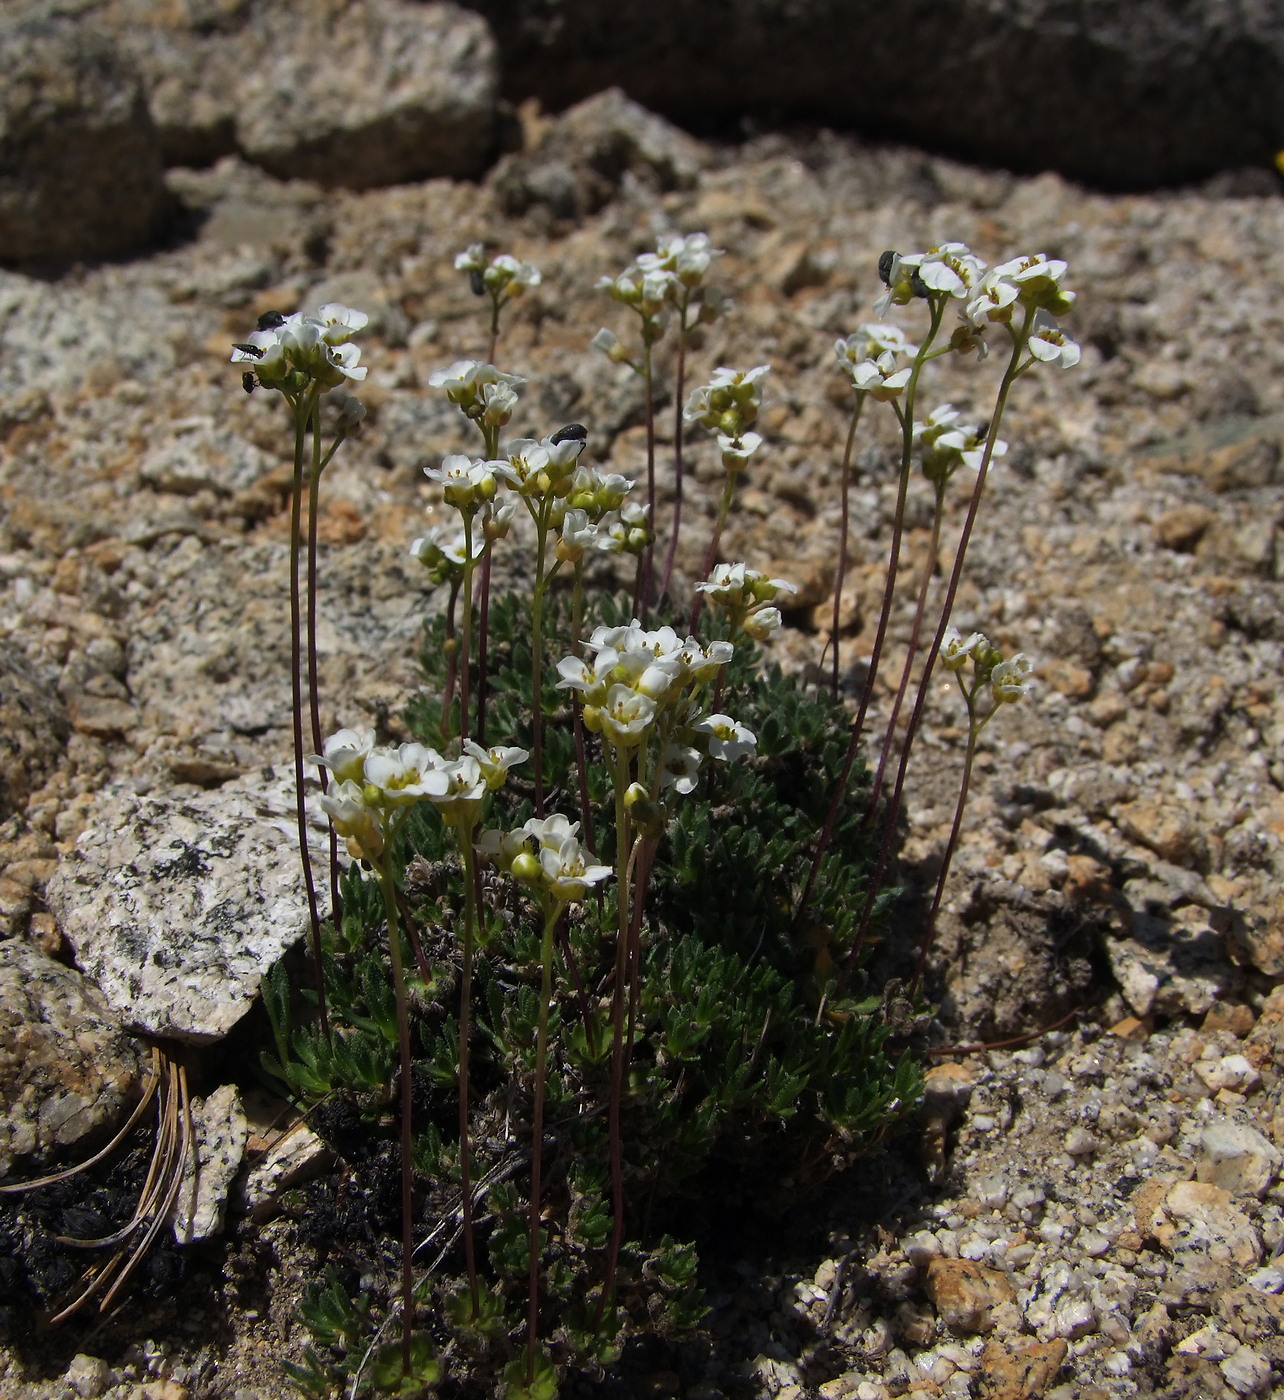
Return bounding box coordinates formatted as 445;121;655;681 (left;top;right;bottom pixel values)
94;0;499;184
44;766;328;1043
0;939;144;1178
0;13;167;263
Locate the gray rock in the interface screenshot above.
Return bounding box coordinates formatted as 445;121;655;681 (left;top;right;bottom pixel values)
170;1082;247;1242
104;0;498;186
45;766;328;1043
1106;908;1241;1018
1198;1119;1282;1200
238;1117;332;1218
0;939;144;1177
493;87;709;220
0;651;70;820
470;0;1284;190
237;0;498;186
0;14;167;263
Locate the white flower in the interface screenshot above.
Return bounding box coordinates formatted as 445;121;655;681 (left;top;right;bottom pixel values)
316;303;369;345
362;742;447;805
742;606;783;641
591;327;633;364
556;508;598;561
309;727;376;783
423;755;488;827
318;779;383;860
990;653;1035;703
428;360;525;408
409;526;484;583
454;244;486;273
493;439;550;496
1026;310;1081;368
849;351;912;401
678;638;733;683
717;430;763;472
659;741;703;795
692;714;757;763
424;454;500;512
587;684;657;748
941;627;985;672
480;380;519;427
536;828;612;903
860;322;919;357
461;739;528;790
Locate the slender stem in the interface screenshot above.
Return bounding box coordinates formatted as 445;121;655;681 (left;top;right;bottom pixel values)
596;746;633;1324
864;483;946;821
829;396;865;698
526;903;561;1383
531;505;550;816
476;552;493;746
795;300;944;923
570;563;597;858
640;340;656;622
487;299;500;366
835;316;1030;991
377;844;416;1376
304;399;344;945
689;473;737;634
441;579;460;743
457;827;481;1315
289;392;327;1036
659;301;689;602
459;516;476;744
911;719;979;999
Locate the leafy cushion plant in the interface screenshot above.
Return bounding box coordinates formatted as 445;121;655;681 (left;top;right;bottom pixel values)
269;587;921;1397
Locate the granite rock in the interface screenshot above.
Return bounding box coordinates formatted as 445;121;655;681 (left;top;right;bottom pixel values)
170;1082;247;1243
44;766;329;1043
0;938;144;1177
0;13;167;263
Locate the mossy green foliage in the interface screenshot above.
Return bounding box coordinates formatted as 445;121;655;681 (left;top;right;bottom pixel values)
267;589;922;1395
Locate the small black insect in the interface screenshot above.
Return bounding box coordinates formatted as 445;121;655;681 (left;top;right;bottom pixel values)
878;250;898;286
242;372;256;394
256;310;287;331
231;342;264;359
549;423;588;446
469;270;486;297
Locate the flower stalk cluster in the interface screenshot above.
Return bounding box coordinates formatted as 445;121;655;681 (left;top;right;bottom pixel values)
802;242;1077;994
229;302;370;1035
594;233;727;605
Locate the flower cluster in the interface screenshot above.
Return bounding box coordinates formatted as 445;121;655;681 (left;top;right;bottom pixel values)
311;728;526;858
833;322;921;401
428;360;526;426
913;405;1008;487
480;814;612;907
455;244;541;303
870;243;1079;370
555;620;755;797
941;627;1035;724
684;365;770;470
592;231;726;362
695;562;796;640
230;304;368;395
